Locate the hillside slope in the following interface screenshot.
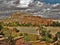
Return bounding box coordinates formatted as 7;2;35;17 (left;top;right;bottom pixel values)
0;12;53;25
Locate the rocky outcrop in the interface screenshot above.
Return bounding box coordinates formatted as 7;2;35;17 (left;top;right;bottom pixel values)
0;12;53;25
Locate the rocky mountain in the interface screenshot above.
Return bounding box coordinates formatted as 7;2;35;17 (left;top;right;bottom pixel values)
0;12;53;25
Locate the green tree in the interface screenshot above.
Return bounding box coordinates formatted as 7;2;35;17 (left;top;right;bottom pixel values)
38;25;47;36
3;28;15;45
0;23;4;35
38;25;53;45
13;28;19;32
56;32;60;39
0;24;3;31
24;33;30;41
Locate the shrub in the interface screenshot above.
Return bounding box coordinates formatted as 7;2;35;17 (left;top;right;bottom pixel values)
19;33;23;36
0;32;4;35
0;24;3;31
56;32;60;38
13;28;20;32
24;33;31;41
50;21;60;27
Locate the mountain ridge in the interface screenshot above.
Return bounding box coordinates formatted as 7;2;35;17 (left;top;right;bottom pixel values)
0;12;53;26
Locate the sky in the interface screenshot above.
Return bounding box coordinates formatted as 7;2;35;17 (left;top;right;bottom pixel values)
43;0;60;4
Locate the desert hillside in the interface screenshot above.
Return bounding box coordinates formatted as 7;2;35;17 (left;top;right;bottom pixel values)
0;12;53;25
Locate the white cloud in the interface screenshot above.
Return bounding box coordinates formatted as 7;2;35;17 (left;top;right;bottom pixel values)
17;0;33;8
